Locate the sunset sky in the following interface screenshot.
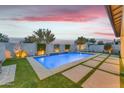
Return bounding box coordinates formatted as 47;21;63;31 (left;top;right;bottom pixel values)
0;5;115;40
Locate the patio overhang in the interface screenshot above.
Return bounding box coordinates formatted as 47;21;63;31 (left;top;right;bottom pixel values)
105;5;124;65
105;5;123;37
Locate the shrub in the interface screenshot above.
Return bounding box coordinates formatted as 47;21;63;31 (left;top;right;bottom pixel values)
97;41;104;45
104;43;113;53
0;33;9;42
65;44;70;49
37;43;46;51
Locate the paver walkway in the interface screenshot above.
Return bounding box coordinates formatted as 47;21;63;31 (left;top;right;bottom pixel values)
92;57;106;61
82;70;120;88
62;54;120;88
82;60;101;68
62;65;92;83
0;65;16;85
98;54;109;58
98;63;120;75
110;55;119;58
105;57;120;65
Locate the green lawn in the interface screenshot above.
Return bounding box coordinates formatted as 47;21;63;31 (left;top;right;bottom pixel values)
0;58;81;88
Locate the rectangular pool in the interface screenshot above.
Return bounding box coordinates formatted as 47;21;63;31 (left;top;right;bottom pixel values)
34;52;94;69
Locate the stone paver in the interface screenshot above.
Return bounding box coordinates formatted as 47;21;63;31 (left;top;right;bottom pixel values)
108;57;119;60
0;65;16;85
62;65;92;83
92;57;105;61
82;70;120;88
105;58;120;65
83;60;101;68
110;55;119;58
98;63;120;75
98;54;108;58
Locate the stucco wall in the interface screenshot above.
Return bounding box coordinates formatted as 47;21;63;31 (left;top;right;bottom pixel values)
46;44;77;53
112;45;120;54
0;43;6;62
88;45;104;52
21;43;37;56
46;44;54;54
6;43;37;56
87;44;120;54
0;42;120;62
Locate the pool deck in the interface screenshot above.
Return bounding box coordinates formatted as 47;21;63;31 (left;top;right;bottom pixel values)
27;53;99;80
0;53;121;88
62;54;120;88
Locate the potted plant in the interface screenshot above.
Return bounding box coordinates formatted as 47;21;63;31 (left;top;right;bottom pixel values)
104;43;113;54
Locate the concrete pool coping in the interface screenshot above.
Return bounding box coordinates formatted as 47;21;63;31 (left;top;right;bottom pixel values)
27;53;100;80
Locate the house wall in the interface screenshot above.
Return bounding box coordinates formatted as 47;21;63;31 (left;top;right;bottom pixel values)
112;45;120;54
0;43;6;62
46;44;76;53
21;43;37;56
70;44;77;52
6;43;37;56
88;44;120;54
46;44;54;54
88;45;104;52
6;43;16;57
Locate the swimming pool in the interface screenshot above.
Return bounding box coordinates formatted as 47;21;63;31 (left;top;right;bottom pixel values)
34;52;94;69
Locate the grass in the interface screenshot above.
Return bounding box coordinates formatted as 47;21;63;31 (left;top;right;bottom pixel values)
0;58;81;88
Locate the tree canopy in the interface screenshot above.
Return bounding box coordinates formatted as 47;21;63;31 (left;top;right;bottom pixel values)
0;33;9;42
75;36;87;45
24;28;55;44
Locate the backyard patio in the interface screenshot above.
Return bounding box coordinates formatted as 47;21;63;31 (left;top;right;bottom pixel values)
0;53;123;88
0;5;124;88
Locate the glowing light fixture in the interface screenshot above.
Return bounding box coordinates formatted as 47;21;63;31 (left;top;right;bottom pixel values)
37;50;45;55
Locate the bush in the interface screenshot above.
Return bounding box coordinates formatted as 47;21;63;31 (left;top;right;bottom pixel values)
97;41;104;45
54;44;60;49
0;33;9;42
89;38;96;44
37;43;46;51
104;43;113;53
65;44;70;49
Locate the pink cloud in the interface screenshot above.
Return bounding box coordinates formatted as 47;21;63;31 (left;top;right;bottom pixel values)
12;14;99;22
84;27;112;31
9;6;107;22
94;32;115;37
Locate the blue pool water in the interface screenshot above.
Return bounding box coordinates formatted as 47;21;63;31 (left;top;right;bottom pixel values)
34;52;93;69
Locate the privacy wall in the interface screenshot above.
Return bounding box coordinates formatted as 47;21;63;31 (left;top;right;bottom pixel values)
0;43;6;62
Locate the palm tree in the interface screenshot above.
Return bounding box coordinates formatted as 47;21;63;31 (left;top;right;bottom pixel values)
24;28;55;46
75;36;87;51
0;33;9;42
75;36;87;45
33;29;45;43
33;28;55;44
33;28;55;55
24;35;36;43
44;29;55;44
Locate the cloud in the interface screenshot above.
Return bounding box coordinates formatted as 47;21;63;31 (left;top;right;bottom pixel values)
94;32;115;37
0;5;107;22
10;15;99;22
